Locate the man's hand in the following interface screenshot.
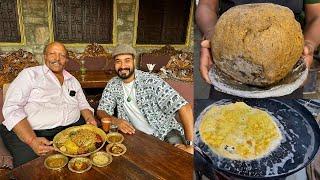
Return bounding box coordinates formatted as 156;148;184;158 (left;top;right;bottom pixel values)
200;40;213;84
175;144;194;154
302;41;315;69
0;137;13;169
0;155;13;169
113;118;135;134
86;117;97;126
81;109;96;126
29;137;55;156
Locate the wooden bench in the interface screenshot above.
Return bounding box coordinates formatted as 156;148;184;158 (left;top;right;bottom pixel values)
66;43;113;72
139;45;194;106
0;49;39;176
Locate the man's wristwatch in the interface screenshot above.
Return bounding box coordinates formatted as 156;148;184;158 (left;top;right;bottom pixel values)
185;140;193;146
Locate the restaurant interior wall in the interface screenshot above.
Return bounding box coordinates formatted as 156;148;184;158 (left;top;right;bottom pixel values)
0;0;194;64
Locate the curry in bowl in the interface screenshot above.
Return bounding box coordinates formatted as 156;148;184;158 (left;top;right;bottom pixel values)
90;151;113;167
106;132;124;144
106;143;127;156
44;154;68;170
68;157;92;173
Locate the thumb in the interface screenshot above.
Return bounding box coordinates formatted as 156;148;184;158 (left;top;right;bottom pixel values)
203;73;212;84
303;46;310;56
200;66;212;84
38;137;52;145
201;40;211;48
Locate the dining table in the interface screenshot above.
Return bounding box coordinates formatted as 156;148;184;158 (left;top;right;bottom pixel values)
69;71;116;89
8;130;193;180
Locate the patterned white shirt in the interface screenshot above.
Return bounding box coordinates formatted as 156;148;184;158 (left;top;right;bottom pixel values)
98;70;187;140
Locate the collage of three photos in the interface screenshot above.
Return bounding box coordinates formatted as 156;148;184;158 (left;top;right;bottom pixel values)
0;0;320;179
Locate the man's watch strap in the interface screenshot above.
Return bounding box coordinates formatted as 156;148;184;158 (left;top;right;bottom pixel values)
185;140;193;146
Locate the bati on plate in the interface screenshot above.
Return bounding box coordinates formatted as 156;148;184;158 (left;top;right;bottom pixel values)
211;3;303;86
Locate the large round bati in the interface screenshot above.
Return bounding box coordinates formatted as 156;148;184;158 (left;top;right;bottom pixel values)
211;3;304;86
199;102;282;160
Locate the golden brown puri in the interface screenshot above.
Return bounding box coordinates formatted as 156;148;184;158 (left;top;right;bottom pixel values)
211;3;304;86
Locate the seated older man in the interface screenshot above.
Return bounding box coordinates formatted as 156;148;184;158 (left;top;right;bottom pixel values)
0;42;96;167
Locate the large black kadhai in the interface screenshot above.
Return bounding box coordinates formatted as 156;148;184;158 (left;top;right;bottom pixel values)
194;99;320;179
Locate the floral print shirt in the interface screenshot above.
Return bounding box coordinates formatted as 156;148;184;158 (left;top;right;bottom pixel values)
97;70;187;140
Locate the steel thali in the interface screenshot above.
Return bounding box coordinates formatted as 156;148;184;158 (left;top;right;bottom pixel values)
209;59;308;98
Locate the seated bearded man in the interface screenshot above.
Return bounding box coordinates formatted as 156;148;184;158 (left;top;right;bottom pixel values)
97;44;194;154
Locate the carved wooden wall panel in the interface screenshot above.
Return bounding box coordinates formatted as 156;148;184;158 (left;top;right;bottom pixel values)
53;0;113;44
0;50;39;87
137;0;191;44
0;0;20;42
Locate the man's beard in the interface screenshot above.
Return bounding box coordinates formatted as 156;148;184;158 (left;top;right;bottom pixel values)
116;68;135;79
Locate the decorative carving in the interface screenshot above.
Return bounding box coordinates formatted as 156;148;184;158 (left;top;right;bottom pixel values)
0;49;39;87
164;51;193;82
82;43;111;59
65;43;112;72
142;45;193;82
67;50;81;64
149;45;183;57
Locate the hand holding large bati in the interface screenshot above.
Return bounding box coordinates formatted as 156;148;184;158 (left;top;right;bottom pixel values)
211;3;304;86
